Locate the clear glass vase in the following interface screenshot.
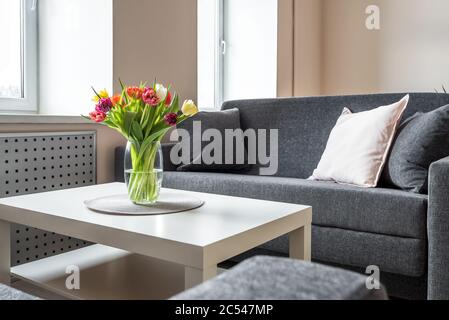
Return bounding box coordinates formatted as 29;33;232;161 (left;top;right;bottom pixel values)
124;140;163;205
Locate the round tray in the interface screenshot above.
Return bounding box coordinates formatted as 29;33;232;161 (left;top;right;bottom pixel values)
84;192;204;216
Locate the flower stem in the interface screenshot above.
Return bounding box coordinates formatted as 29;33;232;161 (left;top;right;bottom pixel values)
126;141;161;205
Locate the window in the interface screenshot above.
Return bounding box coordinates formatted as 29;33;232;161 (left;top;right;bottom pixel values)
0;0;37;113
197;0;278;109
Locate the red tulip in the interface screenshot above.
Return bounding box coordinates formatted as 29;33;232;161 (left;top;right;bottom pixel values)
89;111;106;123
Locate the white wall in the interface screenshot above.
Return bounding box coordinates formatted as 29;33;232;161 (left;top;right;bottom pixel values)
223;0;278;101
38;0;113;115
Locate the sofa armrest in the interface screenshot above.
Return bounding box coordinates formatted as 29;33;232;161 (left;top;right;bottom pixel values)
428;156;449;299
114;143;179;183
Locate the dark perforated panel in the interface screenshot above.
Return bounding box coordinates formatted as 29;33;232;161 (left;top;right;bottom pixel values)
0;132;96;266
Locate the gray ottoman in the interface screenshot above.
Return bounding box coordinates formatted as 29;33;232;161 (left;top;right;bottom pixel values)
172;256;388;300
0;284;40;300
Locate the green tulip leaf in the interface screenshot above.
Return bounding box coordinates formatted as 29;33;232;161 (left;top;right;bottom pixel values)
123;111;137;139
131;121;144;142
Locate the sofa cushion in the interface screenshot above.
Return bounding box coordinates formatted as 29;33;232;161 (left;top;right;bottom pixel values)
163;172;428;239
171;256;388;300
382;104;449;194
310;95;409;187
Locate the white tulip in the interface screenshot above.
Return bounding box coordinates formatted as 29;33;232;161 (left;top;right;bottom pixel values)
155;84;168;101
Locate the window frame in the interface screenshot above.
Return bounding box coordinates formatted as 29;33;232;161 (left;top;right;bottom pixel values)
215;0;224;110
0;0;38;114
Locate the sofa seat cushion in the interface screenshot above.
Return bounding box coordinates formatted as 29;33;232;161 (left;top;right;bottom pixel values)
163;172;428;239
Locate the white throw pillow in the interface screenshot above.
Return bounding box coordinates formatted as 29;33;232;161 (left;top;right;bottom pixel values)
310;95;410;187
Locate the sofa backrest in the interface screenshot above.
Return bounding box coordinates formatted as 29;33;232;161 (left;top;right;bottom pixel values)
222;93;449;179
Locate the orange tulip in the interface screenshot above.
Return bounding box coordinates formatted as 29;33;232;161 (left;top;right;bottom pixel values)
111;95;122;106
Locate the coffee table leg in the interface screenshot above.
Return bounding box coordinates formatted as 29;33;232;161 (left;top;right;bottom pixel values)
184;266;217;290
289;224;311;261
0;220;11;284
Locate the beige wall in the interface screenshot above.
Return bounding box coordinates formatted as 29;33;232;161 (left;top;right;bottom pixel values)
293;0;322;96
321;0;380;95
277;0;294;97
113;0;197;102
0;124;125;184
322;0;449;95
279;0;449;96
277;0;322;97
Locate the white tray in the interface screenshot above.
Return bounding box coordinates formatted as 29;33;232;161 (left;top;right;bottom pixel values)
84;192;204;216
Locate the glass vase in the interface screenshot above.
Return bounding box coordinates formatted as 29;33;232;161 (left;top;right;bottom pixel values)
124;140;163;205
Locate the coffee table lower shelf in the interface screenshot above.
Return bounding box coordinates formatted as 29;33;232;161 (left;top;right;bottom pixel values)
11;244;212;300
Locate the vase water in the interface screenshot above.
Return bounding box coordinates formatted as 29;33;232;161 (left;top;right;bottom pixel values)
124;140;163;205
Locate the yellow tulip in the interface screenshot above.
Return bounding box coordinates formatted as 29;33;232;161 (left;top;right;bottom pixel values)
181;100;198;116
92;89;109;102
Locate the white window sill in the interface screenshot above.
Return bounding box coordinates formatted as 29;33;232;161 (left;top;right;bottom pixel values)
0;114;94;124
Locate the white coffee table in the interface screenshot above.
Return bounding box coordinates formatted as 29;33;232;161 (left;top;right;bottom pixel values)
0;183;312;296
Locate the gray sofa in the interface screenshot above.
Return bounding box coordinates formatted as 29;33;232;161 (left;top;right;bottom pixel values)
116;93;449;300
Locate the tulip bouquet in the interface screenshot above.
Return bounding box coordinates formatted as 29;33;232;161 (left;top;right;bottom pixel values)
84;81;198;205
